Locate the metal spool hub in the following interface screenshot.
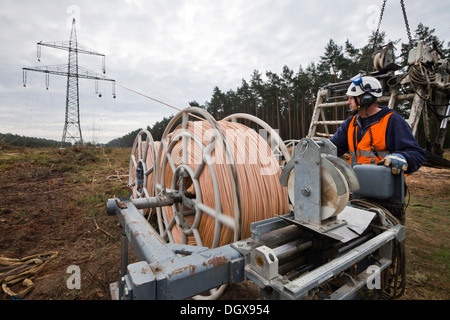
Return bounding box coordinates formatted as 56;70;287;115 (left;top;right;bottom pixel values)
155;107;241;248
129;129;158;203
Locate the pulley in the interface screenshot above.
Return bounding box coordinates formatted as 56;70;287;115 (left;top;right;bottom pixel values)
280;138;360;236
285;154;350;221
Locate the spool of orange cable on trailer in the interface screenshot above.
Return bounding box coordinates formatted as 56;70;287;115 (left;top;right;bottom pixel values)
154;108;291;249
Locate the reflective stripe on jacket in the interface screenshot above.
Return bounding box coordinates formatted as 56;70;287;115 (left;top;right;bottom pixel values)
347;112;393;165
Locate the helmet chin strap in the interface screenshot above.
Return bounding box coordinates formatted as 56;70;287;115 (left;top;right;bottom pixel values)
351;96;362;115
354;96;360;109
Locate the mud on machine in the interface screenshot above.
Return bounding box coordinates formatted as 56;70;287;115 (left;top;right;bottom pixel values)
106;107;406;300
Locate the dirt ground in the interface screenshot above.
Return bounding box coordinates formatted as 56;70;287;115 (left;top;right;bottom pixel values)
401;163;450;299
0;146;448;300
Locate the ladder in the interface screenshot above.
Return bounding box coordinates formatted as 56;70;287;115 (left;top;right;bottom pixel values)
307;86;418;139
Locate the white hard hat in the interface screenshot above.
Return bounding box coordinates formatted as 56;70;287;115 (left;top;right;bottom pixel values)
346;74;382;98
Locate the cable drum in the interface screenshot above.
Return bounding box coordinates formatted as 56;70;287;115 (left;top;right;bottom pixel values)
155;107;290;249
129;130;159;211
155;107;240;248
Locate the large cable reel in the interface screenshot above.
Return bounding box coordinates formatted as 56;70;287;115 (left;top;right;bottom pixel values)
127;108;291;299
153;107;243;300
154;107;242;249
129;129;159;216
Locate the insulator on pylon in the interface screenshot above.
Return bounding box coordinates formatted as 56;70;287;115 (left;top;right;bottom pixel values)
23;70;27;87
37;45;41;62
45;73;49;90
96;80;102;97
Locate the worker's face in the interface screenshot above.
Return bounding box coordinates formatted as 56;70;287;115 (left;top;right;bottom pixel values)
347;96;360;112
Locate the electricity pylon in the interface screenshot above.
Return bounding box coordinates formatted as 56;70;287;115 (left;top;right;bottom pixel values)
23;18;115;147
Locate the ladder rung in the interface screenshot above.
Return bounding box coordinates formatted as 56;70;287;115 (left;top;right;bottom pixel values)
315;132;334;138
318;101;348;108
313;120;344;125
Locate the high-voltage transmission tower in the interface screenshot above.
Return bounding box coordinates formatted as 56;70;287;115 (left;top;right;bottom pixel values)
23;18;116;147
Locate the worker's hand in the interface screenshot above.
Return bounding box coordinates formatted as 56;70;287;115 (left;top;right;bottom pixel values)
377;153;408;175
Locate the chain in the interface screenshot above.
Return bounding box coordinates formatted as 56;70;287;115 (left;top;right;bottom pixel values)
400;0;413;48
373;0;387;50
370;0;387;70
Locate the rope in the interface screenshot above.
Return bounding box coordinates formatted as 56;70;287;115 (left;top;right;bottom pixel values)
161;120;290;248
116;83;182;113
0;251;58;299
116;83;207;122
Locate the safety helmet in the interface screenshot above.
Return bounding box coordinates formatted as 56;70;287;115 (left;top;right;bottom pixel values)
346;74;383;98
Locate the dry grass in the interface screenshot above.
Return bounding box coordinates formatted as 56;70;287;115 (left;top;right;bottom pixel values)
0;146;129;299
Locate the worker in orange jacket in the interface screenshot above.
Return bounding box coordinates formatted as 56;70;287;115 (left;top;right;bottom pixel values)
330;74;426;223
330;74;426;175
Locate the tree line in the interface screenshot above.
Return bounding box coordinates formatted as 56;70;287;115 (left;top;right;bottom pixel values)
0;133;71;149
193;24;448;141
106;23;445;148
7;23;445;149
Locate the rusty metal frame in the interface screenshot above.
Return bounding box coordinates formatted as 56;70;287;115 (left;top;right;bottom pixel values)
107;198;244;300
107;195;405;300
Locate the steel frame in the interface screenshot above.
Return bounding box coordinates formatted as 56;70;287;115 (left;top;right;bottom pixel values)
107;197;405;300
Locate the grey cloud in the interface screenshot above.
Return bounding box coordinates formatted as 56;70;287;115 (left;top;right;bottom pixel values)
0;0;448;144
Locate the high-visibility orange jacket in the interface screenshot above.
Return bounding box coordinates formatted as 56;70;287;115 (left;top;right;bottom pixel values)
347;112;393;165
330;106;426;174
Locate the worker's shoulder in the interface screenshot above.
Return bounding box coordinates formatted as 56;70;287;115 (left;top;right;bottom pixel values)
379;106;405;122
381;107;412;131
382;107;408;122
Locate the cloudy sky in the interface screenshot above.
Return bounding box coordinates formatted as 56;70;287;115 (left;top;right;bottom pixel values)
0;0;448;144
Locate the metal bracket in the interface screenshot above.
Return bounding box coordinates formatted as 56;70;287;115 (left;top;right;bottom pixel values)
250;246;279;280
280;139;349;227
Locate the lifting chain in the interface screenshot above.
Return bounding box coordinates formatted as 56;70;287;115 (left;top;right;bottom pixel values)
373;0;413;50
400;0;413;48
373;0;387;50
